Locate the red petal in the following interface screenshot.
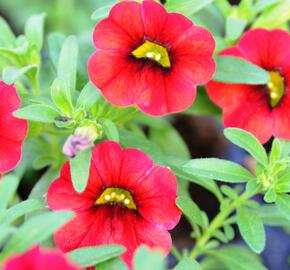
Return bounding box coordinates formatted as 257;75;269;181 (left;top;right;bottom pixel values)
238;29;290;68
134;166;181;230
54;209;98;252
273;93;290;140
91;141;122;186
171;25;216;85
0;82;27;174
141;0;167;41
93;1;143;52
3;246;78;270
55;205;171;269
88;51;140;106
119;148;154;190
222;93;273;144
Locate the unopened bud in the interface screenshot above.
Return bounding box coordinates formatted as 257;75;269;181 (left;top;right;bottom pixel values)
62;135;93;158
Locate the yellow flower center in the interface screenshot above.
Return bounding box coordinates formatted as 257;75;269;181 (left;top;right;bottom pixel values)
131;40;171;68
267;71;285;108
95;187;136;210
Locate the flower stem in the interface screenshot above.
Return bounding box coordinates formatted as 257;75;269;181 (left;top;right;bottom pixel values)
171;244;182;261
189;191;251;259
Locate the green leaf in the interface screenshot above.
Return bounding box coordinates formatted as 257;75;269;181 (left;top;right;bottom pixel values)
0;175;19;211
209;245;267;270
14;104;60;123
32;155;54;170
77;82;99;110
57;35;78;102
183;158;254;183
134;245;166;270
97;257;128;270
213;56;270;84
24;13;46;50
237;207;266;253
263;188;277;203
0;226;16;245
51;78;73;115
91;1;117;21
0;17;16;47
174;258;201;270
225;17;247;41
100;118;119;142
47;32;65;68
276;194;290;220
269;138;282;164
0;199;42;225
70;148;92;193
1;211;73;259
149;123;190;159
259;205;289;226
224;128;268;166
2;65;38;85
68;245;125;267
176;196;204;227
166;0;214;16
276;169;290;193
253;0;280;13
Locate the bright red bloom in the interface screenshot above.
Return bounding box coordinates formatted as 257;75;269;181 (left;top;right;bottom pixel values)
3;246;79;270
88;0;215;116
0;82;27;178
206;29;290;143
47;141;181;269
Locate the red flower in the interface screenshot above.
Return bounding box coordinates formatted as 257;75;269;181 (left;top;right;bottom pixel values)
0;82;27;178
88;0;215;116
3;245;79;270
206;29;290;143
47;141;181;268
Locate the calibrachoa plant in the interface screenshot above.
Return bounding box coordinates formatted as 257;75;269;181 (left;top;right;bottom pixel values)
0;0;289;270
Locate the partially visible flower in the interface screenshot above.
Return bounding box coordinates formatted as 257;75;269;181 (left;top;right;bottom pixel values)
47;141;181;269
62;123;102;158
3;245;79;270
206;29;290;143
0;82;27;178
88;0;215;116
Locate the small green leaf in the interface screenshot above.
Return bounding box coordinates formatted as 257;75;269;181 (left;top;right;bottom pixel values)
68;245;125;267
183;158;255;183
173;258;201;270
0;226;16;245
246;180;259;196
253;0;279;13
2;65;38;85
269;138;282;164
263;188;277;203
225;17;247;40
276;170;290;193
237;207;266;253
51;78;73;115
24;13;46;50
276;194;290;220
97;257;128;270
1;211;73;259
91;1;117;21
214;56;270;84
32;155;54;170
0;199;42;225
134;245;166;270
209;246;267;270
176;196;204;227
224;128;268;167
223;225;235;241
70;148;92;193
0;175;19;211
47;32;65;68
0;17;16;47
76;82;99;110
57;35;78;102
100;118;119;142
14;104;60;123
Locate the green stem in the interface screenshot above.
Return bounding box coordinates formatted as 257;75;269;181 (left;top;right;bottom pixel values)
171;244;182;262
189;191;251;259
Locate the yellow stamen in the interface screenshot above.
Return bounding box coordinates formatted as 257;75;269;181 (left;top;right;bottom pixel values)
131;40;171;68
267;71;285;108
95;187;136;210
